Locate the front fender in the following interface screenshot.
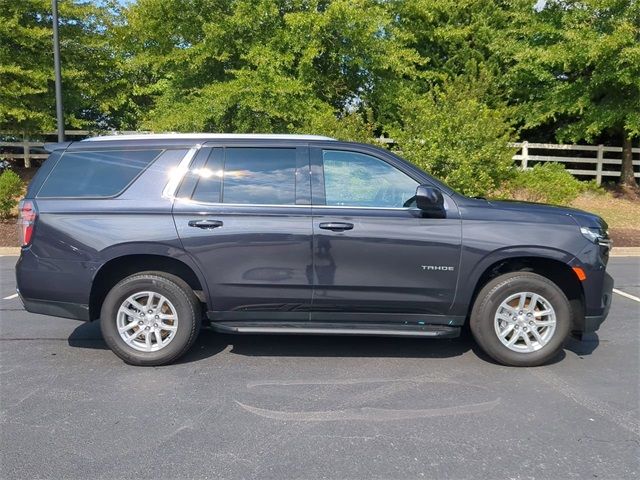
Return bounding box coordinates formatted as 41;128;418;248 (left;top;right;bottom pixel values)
450;245;577;316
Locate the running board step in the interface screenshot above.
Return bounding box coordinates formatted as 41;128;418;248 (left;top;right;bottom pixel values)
209;322;460;338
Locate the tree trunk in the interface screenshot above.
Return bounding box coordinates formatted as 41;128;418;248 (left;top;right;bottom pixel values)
620;136;637;189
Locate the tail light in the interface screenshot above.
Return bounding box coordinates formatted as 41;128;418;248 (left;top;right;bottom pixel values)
18;200;37;247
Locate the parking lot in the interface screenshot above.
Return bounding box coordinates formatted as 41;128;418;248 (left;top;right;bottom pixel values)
0;255;638;479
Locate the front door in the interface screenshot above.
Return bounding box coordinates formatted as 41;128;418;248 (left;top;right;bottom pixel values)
172;144;313;319
310;147;462;322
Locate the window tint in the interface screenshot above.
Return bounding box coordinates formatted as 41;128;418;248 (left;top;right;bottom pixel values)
222;148;296;205
322;150;418;207
190;148;223;203
38;149;161;198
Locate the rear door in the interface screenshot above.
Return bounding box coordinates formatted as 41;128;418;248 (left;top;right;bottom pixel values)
172;143;313;319
310;145;462;321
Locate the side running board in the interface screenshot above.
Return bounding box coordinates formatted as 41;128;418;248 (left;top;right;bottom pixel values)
209;322;460;338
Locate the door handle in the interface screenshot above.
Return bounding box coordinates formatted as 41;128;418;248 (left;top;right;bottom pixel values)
188;219;223;229
319;222;354;231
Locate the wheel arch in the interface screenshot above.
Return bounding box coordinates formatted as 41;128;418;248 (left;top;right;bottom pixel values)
89;253;208;321
461;249;585;327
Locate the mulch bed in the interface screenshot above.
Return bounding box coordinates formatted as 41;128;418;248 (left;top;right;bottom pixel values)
610;228;640;248
2;220;637;248
0;221;17;247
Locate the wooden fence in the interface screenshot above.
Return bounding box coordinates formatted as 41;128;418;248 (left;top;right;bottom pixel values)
511;141;640;186
0;130;132;168
1;135;639;186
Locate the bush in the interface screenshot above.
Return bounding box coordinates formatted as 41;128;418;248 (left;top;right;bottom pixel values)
0;170;24;219
496;163;599;205
388;77;516;197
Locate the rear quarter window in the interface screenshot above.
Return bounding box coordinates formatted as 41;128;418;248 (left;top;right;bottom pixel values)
37;149;162;198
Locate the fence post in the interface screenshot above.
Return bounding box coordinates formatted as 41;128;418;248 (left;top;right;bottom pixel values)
22;140;31;168
596;144;604;186
521;141;529;169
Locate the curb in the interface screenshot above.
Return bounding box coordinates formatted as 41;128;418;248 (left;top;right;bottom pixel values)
610;247;640;257
0;247;20;256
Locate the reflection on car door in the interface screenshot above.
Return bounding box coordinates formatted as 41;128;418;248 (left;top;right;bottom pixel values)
310;147;462;323
173;145;313;318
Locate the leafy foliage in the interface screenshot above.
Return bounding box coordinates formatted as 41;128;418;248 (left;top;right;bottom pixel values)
389;78;516;197
498;0;640;186
120;0;421;135
0;0;129;133
496;163;599;205
0;170;24;219
1;0;637;192
501;0;640;140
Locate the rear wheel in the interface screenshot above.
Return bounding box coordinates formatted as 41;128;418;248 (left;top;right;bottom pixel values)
100;272;201;366
470;272;571;367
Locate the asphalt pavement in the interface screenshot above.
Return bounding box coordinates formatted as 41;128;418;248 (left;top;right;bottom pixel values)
0;256;638;479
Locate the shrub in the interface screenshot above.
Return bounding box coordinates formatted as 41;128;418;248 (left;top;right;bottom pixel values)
496;163;599;205
0;170;24;219
388;77;516;197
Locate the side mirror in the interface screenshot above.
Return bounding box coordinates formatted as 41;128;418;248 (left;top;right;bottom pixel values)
415;185;446;218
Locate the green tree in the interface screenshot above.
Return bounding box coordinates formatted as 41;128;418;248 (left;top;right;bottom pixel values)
0;0;127;134
389;76;516;197
120;0;421;136
385;0;532;106
500;0;640;189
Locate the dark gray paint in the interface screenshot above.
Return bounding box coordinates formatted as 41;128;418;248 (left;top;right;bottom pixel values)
16;137;613;334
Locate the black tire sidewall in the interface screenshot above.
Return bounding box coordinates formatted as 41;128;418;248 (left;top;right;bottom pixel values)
100;274;200;366
471;273;571;367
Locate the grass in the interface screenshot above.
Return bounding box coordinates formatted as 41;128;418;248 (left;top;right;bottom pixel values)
570;191;640;230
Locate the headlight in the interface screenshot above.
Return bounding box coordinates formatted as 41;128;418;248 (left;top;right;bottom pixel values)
580;227;612;247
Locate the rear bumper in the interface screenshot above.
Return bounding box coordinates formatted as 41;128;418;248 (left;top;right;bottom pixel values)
20;293;89;321
15;248;95;321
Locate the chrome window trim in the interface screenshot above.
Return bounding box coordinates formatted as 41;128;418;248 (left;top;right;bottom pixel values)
162;146;200;199
314;205;415;211
176;198;310;208
168;145;431;212
174;197;416;211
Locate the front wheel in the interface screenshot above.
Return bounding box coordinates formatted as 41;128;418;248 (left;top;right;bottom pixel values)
100;272;201;366
470;272;571;367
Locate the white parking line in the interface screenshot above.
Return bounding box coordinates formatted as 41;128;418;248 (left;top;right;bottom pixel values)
613;288;640;303
3;293;18;300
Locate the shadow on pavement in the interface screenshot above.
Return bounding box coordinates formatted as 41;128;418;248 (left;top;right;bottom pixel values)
68;321;597;365
67;320;108;349
184;328;474;362
564;333;600;356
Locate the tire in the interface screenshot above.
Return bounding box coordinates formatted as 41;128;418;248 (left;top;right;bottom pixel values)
100;272;201;366
470;272;571;367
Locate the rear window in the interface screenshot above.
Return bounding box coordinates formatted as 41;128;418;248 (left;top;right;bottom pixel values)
189;147;297;205
37;149;161;198
222;147;297;205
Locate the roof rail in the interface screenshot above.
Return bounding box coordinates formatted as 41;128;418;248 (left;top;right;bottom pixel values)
82;133;336;142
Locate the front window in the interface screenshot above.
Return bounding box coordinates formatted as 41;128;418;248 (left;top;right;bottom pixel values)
322;150;419;208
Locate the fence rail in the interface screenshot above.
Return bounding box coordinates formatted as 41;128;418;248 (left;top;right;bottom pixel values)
511;142;640;186
0;141;47;168
1;136;639;186
0;130;140;168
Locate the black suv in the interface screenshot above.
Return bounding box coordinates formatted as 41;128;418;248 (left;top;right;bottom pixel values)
16;134;613;366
